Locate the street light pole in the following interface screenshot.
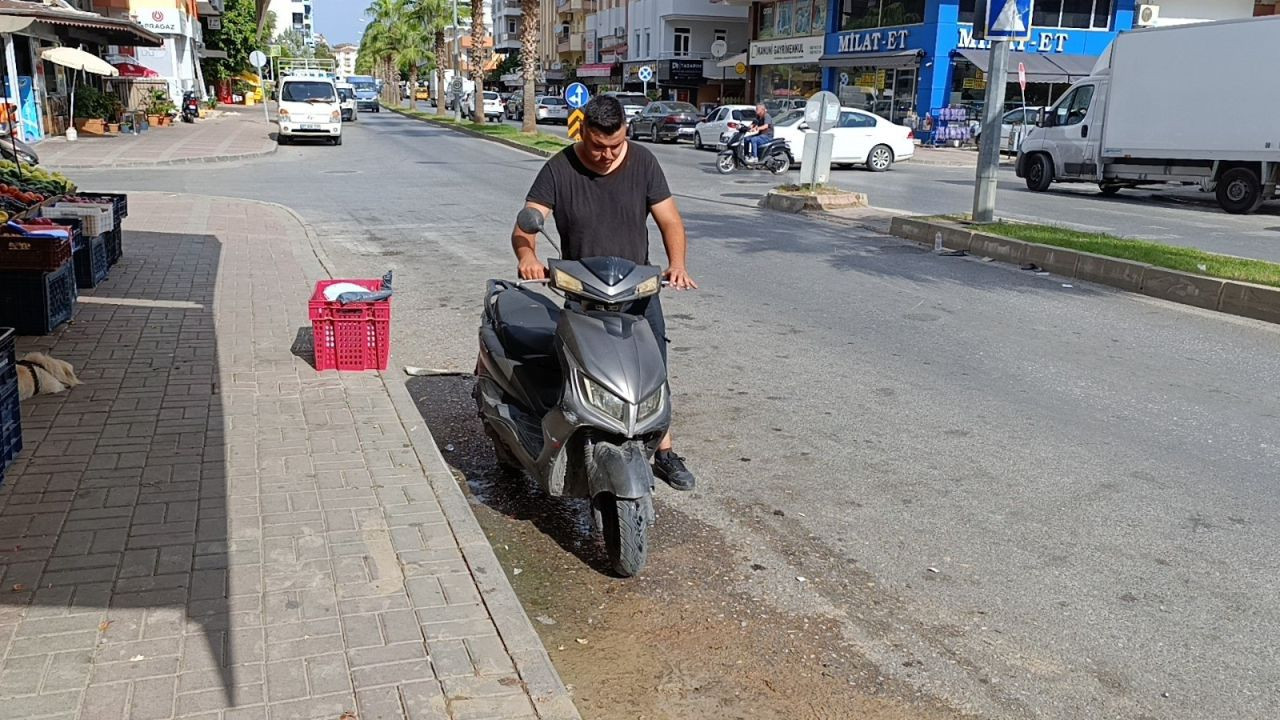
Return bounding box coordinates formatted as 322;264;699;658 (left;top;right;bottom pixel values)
452;0;461;121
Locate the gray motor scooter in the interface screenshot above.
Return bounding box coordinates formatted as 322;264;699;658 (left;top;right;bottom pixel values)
473;208;670;577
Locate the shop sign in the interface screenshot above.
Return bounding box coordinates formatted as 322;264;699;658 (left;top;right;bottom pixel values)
749;35;823;66
135;8;192;36
834;27;913;54
955;24;1117;55
662;59;703;83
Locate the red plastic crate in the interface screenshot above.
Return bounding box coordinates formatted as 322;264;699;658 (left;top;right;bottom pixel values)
309;279;391;371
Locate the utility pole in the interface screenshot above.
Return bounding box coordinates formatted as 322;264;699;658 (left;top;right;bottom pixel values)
452;0;461;121
972;39;1010;223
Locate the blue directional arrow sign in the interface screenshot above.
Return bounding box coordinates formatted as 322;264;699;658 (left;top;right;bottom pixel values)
986;0;1033;41
564;82;590;109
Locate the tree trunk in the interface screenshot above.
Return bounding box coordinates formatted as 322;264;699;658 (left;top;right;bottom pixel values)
470;0;486;125
435;31;447;117
519;0;539;134
408;68;418;111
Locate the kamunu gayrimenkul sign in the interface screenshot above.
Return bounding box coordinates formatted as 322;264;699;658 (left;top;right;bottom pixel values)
749;36;824;66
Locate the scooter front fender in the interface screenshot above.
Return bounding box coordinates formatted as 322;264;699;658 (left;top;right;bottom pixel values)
586;439;653;501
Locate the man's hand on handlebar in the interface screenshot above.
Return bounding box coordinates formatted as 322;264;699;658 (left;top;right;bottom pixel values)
518;255;548;280
664;266;698;290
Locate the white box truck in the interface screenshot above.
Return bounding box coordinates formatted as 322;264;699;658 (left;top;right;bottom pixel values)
1016;16;1280;214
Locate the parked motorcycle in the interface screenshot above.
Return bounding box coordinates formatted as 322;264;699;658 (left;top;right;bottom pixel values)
0;134;37;165
474;208;670;577
716;126;792;175
181;91;199;123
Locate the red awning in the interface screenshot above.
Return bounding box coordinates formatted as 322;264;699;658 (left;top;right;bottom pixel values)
576;63;616;78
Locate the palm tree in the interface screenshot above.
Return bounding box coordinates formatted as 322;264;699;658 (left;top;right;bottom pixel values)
363;0;402;103
469;0;487;124
393;16;432;110
519;0;539;133
407;0;454;117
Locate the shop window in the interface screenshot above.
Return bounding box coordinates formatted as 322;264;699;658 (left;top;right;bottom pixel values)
673;27;690;56
794;1;813;35
1034;0;1112;30
840;0;925;31
775;1;793;37
838;111;876;128
714;29;727;44
759;4;776;39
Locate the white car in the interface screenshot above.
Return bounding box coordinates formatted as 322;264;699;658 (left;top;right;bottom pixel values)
277;76;343;145
694;105;755;151
770;107;913;171
461;91;505;122
534;96;568;124
603;92;648;120
335;82;358;122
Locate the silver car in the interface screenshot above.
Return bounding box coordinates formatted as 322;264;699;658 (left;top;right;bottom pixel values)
535;96;569;124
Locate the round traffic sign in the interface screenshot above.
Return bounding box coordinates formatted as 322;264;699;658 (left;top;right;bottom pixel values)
637;65;654;82
449;77;464;96
710;39;727;59
249;50;267;68
734;62;746;76
564;82;589;109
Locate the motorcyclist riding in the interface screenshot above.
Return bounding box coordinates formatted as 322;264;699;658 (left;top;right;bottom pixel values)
744;104;773;160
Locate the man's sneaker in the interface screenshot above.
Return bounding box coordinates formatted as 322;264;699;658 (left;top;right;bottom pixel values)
653;450;696;491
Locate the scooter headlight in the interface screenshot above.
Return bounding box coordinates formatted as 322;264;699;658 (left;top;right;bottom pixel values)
637;384;665;421
634;275;659;298
580;375;625;421
553;268;583;294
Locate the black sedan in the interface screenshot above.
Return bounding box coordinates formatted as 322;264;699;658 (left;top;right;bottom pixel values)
628;101;701;143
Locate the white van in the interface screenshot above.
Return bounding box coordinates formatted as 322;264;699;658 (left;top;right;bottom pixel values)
335;81;358;122
277;75;343;145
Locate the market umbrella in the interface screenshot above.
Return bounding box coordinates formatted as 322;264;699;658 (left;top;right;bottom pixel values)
41;47;119;140
111;62;159;79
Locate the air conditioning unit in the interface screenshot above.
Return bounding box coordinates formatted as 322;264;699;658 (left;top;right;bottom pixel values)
1135;3;1160;26
613;26;626;37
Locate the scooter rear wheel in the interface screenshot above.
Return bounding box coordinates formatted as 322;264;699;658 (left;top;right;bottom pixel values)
716;152;736;175
596;494;653;577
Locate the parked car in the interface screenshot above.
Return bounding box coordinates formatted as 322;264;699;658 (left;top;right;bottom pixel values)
974;106;1044;153
414;85;431;102
276;75;343;145
534;96;569;124
602;91;649;120
693;104;755;150
762;98;806;116
769;107;913;171
629;101;700;143
460;91;505;122
336;82;358;122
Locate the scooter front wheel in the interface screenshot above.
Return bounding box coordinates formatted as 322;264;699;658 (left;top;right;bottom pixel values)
596;494;653;577
715;152;736;175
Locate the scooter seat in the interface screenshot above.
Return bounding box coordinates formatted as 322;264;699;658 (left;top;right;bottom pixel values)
493;286;559;359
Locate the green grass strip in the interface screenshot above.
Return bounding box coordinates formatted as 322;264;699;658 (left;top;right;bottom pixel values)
966;220;1280;289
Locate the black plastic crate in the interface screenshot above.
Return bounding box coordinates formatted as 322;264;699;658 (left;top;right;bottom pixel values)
0;328;19;484
105;227;122;265
73;233;109;289
0;261;77;334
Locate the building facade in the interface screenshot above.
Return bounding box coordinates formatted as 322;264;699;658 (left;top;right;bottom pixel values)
96;0;206;100
266;0;313;46
333;43;358;76
739;0;1264;127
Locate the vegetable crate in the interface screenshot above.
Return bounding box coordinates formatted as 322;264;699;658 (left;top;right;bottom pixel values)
0;261;78;335
0;328;20;484
105;227;122;266
308;279;391;371
73;233;109;289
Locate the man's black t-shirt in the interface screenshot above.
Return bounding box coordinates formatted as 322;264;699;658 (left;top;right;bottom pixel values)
525;143;671;265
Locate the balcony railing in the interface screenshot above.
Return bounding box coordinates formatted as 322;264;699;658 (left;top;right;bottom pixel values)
556;0;595;14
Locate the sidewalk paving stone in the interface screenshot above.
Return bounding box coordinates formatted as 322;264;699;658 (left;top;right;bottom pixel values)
38;108;276;170
0;191;580;719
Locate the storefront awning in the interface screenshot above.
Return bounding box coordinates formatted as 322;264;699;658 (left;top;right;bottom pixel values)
576;63;615;78
819;50;922;69
0;0;163;47
955;48;1078;84
199;48;228;59
1046;53;1100;80
717;51;746;69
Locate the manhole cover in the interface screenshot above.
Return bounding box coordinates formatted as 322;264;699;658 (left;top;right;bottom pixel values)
323;170;361;175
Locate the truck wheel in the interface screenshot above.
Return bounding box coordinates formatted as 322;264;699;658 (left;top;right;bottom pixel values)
1099;184;1122;196
1216;167;1263;215
1025;154;1053;192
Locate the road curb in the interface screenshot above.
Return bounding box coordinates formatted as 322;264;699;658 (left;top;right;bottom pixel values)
49;145;277;170
380;372;582;720
383;104;558;158
889;216;1280;325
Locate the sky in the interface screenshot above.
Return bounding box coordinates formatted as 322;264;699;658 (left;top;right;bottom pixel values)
317;0;371;47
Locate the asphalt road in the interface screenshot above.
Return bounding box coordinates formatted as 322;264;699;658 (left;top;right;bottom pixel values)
73;111;1280;719
491;112;1280;263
